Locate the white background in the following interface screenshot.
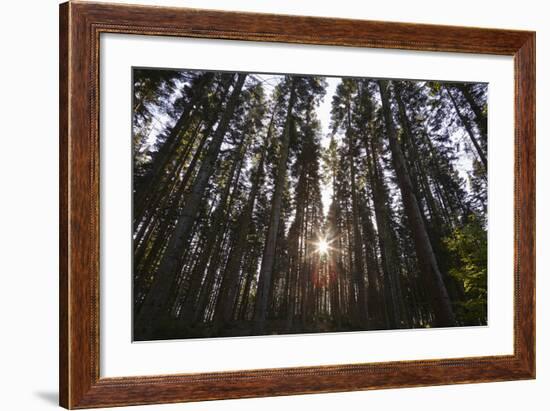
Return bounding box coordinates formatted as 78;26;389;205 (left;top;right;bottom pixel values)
0;0;547;410
101;34;514;377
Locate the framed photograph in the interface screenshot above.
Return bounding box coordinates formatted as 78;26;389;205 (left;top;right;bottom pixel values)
59;1;535;408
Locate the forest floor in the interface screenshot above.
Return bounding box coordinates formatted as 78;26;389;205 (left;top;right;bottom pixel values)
135;318;400;341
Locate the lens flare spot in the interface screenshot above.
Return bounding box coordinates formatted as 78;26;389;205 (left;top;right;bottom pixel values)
317;238;329;255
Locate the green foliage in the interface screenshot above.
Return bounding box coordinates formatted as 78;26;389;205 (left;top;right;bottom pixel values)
444;215;488;325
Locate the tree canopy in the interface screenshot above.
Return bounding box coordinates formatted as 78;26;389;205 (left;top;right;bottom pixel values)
132;69;488;340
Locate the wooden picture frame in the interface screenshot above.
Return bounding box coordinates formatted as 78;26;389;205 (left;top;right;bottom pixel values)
59;1;535;408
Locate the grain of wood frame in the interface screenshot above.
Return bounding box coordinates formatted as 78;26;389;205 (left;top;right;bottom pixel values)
59;2;534;407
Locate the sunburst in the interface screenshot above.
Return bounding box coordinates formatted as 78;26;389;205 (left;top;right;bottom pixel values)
316;237;330;255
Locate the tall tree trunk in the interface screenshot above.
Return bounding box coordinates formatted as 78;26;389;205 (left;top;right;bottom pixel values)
300;180;311;326
254;81;297;332
444;85;487;171
394;83;443;227
378;80;455;327
136;74;247;338
134;80;231;273
365;134;404;328
359;196;385;327
346;103;369;328
180;141;246;326
214;109;275;327
134;72;215;218
237;246;259;321
133;119;205;261
454;84;487;139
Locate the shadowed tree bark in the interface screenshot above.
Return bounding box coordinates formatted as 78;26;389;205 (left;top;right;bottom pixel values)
253;80;297;332
454;83;487;139
215;109;275;327
134;72;215;220
444;85;487;171
378;80;455;327
136;73;247;338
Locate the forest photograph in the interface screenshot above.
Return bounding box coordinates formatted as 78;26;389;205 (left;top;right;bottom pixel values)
132;68;488;341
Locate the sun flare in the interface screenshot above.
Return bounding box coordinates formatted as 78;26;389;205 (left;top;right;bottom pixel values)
317;238;329;255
